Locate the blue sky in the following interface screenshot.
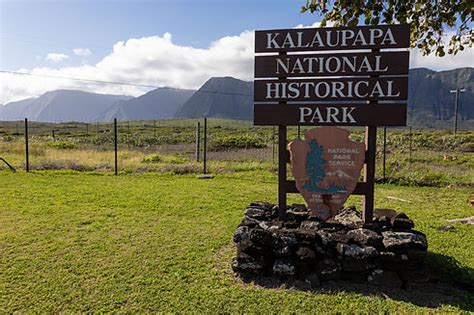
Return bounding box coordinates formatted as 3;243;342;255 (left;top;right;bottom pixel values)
0;0;472;104
1;0;318;70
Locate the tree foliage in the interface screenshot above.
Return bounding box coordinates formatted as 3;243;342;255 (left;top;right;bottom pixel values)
301;0;473;56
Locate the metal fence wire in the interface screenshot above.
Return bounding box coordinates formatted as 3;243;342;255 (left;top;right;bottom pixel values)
0;119;472;187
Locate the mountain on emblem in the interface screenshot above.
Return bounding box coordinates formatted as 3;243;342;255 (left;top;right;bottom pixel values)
326;169;355;180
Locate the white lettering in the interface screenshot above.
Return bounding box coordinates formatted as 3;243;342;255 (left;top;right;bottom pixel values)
342;107;356;123
266;83;279;99
288;82;300;98
299;107;312;123
297;32;309;47
341;30;355;46
326;107;340;123
381;28;396;45
355;81;369;97
374;55;388;72
369;28;384;45
386;80;400;97
310;107;324;123
266;33;280;49
282;33;295;48
275;58;289;75
315;82;330;98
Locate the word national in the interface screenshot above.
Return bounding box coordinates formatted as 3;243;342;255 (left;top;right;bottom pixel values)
275;55;388;75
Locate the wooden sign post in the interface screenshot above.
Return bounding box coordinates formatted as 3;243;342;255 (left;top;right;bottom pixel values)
253;24;410;222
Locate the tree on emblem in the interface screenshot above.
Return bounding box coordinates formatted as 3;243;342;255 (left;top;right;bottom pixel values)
303;140;326;192
303;139;348;194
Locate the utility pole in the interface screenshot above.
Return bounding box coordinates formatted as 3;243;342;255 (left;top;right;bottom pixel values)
450;88;466;136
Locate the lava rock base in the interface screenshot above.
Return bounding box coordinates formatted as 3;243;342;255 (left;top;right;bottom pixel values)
232;202;429;289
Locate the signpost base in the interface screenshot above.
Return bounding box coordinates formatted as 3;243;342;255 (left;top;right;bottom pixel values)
197;174;214;179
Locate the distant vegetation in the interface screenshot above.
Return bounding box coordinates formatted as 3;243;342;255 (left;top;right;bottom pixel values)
0;118;472;187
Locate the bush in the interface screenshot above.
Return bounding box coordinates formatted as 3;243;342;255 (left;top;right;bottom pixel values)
209;134;267;151
1;135;15;142
45;141;77;150
142;154;162;163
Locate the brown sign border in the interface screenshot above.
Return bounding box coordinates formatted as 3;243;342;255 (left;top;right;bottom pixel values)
255;24;410;53
254;103;407;126
254;77;408;102
254;51;409;78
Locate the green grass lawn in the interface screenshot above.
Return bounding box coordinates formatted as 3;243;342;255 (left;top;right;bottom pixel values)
1;171;473;313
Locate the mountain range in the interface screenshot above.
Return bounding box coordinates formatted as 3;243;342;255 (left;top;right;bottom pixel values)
0;90;132;122
0;67;472;127
175;77;253;120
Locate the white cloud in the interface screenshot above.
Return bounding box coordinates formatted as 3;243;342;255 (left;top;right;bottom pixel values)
0;31;254;104
73;48;92;57
46;53;69;62
0;26;471;105
410;48;473;70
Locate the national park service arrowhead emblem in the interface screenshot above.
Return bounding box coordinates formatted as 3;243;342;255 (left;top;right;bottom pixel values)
288;127;365;220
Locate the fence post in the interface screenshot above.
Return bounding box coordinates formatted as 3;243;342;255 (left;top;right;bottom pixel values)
114;118;118;175
196;121;201;162
382;126;387;181
24;118;29;172
409;126;412;163
203;118;207;175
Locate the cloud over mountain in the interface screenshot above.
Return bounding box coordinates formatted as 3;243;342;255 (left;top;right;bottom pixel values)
0;31;254;104
0;26;471;105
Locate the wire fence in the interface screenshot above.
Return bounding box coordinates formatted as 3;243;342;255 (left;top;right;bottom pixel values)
0;118;472;186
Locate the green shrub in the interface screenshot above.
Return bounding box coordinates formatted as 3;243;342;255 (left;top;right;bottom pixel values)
45;141;77;150
1;135;15;142
209;134;267;151
142;154;162;163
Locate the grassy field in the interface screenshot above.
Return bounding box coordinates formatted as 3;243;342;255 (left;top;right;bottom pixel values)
1;171;473;313
0;119;473;186
1;119;473;312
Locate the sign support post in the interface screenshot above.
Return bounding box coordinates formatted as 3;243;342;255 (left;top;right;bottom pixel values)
278;125;287;220
363;126;376;222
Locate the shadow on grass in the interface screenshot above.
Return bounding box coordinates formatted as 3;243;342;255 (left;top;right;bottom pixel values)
237;252;474;312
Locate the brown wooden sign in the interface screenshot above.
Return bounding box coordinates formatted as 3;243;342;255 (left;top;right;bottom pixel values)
254;77;408;102
253;24;410;223
254;103;407;126
255;51;409;78
255;24;410;53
